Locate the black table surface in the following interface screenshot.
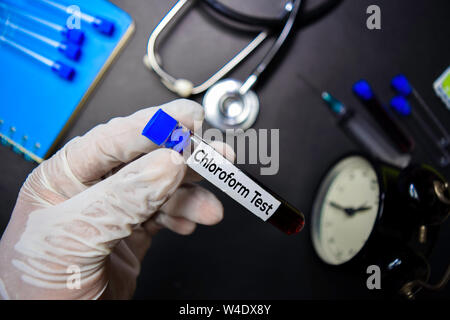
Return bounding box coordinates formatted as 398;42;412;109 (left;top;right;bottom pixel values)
1;0;449;299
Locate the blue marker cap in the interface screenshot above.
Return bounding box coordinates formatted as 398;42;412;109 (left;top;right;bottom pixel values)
93;17;115;36
58;42;82;61
142;109;178;145
62;28;85;45
52;61;76;81
353;79;374;101
391;74;412;96
390;95;412;116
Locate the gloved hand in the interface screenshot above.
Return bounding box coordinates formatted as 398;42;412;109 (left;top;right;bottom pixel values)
0;99;234;300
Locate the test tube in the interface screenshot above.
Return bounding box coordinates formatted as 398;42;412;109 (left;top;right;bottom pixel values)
353;79;415;154
0;18;81;60
0;2;84;45
32;0;115;36
0;34;75;80
390;96;450;167
141;109;305;235
391;74;450;149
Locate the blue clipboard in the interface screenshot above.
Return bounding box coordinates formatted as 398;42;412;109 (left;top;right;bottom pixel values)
0;0;134;162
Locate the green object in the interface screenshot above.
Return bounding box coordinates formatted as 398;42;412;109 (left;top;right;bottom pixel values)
434;67;450;110
442;73;450;96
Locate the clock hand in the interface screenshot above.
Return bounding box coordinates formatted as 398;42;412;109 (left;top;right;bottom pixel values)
329;201;355;216
329;201;346;212
344;208;356;215
345;204;373;216
329;201;371;216
352;205;372;213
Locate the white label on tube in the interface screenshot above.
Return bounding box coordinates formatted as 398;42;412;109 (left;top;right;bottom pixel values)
187;141;281;221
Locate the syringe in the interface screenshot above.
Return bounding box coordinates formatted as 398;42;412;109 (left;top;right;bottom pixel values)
322;92;411;168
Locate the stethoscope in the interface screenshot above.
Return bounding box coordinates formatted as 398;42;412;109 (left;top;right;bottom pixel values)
144;0;342;131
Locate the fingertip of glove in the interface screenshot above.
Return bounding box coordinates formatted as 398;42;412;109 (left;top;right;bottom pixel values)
128;149;186;192
190;185;224;225
162;99;204;123
149;148;186;173
203;193;224;225
209;141;236;164
174;99;204;121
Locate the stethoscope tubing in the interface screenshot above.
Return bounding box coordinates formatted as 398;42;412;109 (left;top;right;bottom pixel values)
145;0;343;97
145;0;271;96
239;0;301;95
146;0;303;97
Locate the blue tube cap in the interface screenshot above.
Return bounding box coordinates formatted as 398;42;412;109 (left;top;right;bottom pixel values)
353;79;374;101
62;28;85;45
58;42;82;61
142;109;178;145
390;95;412;116
93;17;115;36
391;74;412;96
52;61;76;81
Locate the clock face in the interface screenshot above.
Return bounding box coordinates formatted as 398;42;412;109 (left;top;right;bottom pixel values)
312;156;381;265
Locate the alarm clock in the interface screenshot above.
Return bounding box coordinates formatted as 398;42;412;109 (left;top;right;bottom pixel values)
311;153;450;297
311;155;381;265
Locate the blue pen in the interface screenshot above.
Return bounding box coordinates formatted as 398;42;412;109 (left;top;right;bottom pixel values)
33;0;115;36
0;17;81;60
0;2;85;45
0;34;75;80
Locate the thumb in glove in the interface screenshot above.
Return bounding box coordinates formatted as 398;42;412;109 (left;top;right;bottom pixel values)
0;99;234;299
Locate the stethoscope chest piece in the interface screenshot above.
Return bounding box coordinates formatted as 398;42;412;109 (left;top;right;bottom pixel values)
203;79;259;131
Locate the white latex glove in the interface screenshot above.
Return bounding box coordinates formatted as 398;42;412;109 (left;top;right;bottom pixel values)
0;99;234;300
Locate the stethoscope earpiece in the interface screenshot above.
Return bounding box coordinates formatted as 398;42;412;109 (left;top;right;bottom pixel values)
172;79;194;98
